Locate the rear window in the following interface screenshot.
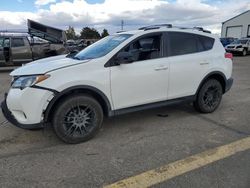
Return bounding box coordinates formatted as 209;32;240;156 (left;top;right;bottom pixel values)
12;38;25;47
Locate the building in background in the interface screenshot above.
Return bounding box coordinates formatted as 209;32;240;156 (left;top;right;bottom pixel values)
221;10;250;38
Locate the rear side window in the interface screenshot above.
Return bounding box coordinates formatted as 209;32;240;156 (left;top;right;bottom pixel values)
12;38;25;47
168;32;214;56
198;35;214;51
168;32;198;56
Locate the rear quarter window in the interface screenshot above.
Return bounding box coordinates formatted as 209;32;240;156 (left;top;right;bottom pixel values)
198;35;214;51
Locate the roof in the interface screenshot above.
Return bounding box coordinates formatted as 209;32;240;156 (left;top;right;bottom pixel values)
222;10;250;24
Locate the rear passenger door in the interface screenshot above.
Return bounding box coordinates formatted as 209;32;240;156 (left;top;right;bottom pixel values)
166;32;214;99
11;37;33;65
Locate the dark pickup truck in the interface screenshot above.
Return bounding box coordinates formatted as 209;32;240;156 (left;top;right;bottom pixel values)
0;20;67;66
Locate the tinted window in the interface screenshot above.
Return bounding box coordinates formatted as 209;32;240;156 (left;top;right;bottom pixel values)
168;32;198;56
122;34;162;62
12;38;25;47
198;35;214;51
168;32;215;56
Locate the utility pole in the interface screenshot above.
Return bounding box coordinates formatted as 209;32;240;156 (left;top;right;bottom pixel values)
121;20;124;31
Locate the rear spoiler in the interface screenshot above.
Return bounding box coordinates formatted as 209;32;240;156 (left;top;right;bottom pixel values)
27;19;66;44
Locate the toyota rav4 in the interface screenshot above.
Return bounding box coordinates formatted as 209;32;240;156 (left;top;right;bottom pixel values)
1;25;233;144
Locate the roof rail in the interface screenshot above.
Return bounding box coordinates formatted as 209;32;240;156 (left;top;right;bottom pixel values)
193;27;211;33
176;26;211;33
138;24;211;33
139;24;172;31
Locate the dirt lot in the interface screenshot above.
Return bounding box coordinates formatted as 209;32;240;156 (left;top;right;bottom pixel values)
0;56;249;188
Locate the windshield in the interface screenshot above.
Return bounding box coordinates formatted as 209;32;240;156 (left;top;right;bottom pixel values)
74;34;132;60
231;39;248;45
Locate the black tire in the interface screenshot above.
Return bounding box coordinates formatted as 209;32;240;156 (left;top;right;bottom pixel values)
194;79;223;113
242;49;247;56
52;94;103;144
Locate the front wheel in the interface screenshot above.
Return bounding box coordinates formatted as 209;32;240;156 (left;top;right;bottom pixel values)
194;79;223;113
52;94;103;144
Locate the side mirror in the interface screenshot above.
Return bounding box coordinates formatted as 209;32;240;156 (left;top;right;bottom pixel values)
66;50;79;58
115;51;134;65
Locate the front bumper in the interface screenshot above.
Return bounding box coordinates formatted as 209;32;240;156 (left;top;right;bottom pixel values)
1;95;44;129
1;86;54;129
225;78;233;93
226;48;243;53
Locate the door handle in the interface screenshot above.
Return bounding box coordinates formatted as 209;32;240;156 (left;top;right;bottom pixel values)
200;62;209;65
154;66;168;71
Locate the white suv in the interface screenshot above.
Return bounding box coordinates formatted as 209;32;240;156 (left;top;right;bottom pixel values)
1;25;233;143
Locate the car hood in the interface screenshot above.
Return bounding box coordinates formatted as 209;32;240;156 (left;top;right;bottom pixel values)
10;55;90;76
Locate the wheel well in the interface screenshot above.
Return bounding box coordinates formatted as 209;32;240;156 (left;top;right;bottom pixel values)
45;88;111;122
197;73;226;95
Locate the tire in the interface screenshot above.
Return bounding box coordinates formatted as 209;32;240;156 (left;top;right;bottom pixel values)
52;94;103;144
194;79;223;113
242;49;247;56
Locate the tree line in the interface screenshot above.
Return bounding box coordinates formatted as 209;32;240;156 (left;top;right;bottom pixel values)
65;26;109;40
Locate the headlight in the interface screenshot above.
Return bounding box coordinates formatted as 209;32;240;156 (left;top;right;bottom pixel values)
11;75;50;89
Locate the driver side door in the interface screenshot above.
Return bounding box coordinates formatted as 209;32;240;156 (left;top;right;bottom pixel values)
110;33;169;110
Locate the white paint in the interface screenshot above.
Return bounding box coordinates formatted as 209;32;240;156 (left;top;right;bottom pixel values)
6;27;232;125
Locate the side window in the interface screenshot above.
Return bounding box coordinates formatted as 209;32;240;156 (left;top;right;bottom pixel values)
123;34;162;62
0;38;4;48
198;35;214;51
3;38;10;48
12;38;25;47
168;32;198;56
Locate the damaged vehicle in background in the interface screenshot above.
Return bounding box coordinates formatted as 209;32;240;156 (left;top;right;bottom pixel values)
0;20;67;66
225;38;250;56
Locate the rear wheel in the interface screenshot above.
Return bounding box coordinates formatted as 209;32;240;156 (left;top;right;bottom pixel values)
52;94;103;144
194;79;223;113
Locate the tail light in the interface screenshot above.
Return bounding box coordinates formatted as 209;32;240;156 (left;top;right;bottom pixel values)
225;52;233;60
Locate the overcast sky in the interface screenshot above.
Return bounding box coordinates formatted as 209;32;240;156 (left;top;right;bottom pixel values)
0;0;250;35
